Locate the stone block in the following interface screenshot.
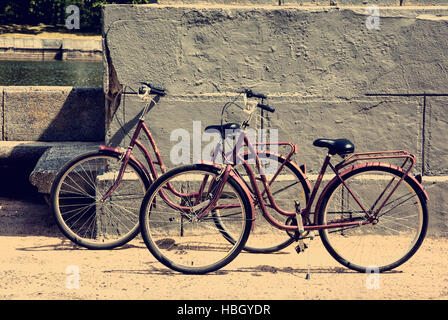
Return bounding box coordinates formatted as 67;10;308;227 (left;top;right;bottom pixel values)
3;86;105;141
95;173;142;236
423;96;448;175
103;5;448;98
106;94;422;174
29;142;102;194
423;177;448;237
41;38;63;49
0;141;54;164
157;0;278;4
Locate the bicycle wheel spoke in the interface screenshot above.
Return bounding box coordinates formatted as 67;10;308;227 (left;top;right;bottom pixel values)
53;153;147;249
237;154;309;253
140;165;251;274
76;163;99;193
62;201;96;219
60;181;96;200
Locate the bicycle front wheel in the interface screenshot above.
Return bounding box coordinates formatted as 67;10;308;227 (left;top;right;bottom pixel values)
51;150;150;249
318;165;428;273
139;164;252;274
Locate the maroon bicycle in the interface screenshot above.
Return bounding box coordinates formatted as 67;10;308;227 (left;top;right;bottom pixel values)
50;84;301;251
139;90;429;274
50;82;169;249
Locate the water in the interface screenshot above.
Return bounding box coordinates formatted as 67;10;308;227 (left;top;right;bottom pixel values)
0;60;103;87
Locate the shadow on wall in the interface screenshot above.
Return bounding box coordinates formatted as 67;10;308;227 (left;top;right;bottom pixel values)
3;86;105;142
0;87;105;198
36;87;106;142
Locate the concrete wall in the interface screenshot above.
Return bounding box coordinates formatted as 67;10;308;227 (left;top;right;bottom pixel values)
0;37;102;61
103;4;448;237
0;86;104;195
155;0;448;5
103;4;448;173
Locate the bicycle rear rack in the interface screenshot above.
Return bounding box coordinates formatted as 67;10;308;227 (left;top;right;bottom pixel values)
335;150;416;174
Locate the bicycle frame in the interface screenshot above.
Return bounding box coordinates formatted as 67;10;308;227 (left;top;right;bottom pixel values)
193;131;427;234
119;93;427;237
101;115;212;207
100;105;168;201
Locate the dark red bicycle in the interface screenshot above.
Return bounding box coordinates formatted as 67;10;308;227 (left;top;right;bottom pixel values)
139;90;429;274
50;84;302;252
50;82;169;249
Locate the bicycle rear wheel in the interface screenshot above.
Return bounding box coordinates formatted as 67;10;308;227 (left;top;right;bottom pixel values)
51;150;150;249
139;164;252;274
318;165;428;272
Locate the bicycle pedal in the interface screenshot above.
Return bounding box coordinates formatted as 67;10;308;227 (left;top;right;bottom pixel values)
295;241;308;253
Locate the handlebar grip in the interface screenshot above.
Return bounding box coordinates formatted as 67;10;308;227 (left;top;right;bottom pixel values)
150;87;166;96
252;92;267;99
245;89;267;99
138;86;166;96
257;103;275;113
138;82;167;96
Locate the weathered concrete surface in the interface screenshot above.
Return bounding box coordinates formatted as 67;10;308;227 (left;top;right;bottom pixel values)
0;86;104;194
0;141;62;164
423;96;448;176
29;142;102;194
156;1;448;5
103;4;446;173
2;86;105;142
0;37;102;61
100;3;448;241
107;95;423;174
103;5;448;98
424;177;448;237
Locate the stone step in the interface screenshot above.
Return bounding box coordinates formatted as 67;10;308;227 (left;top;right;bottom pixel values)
15;141;103;194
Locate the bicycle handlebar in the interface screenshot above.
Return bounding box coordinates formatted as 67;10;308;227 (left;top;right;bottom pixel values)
139;82;166;96
244;89;267;99
257;103;275;113
239;89;275;113
122;82;166;96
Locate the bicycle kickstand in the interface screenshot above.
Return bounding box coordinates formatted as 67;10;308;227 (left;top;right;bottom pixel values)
294;201;314;280
294;201;306;253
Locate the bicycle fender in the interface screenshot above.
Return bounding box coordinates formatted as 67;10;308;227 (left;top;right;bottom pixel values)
200;161;256;230
314;162;429;222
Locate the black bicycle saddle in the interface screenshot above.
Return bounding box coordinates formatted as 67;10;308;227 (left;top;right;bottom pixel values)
313;138;355;156
205;123;240;138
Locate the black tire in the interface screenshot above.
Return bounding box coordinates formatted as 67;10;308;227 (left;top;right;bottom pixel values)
318;165;428;273
51;150;151;249
139;163;252;274
215;153;310;253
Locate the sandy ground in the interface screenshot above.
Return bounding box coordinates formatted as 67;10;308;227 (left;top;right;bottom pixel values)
1;235;447;300
0;197;447;301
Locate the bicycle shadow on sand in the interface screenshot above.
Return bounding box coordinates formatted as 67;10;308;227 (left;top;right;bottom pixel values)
102;264;402;276
15;238;147;251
